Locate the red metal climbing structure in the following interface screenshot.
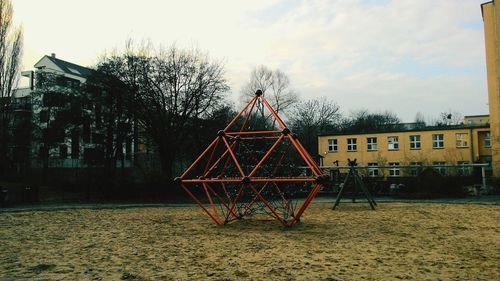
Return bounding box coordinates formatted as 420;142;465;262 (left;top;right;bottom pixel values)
175;90;328;226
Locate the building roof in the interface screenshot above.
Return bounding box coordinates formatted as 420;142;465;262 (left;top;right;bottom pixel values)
464;114;489;118
481;1;494;19
35;55;94;78
318;123;490;137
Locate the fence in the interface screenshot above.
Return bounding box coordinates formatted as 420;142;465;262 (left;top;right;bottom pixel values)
318;163;496;197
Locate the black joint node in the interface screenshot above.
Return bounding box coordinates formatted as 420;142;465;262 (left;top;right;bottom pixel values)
198;176;205;180
282;127;290;135
234;135;241;142
242;177;251;184
255;89;263;96
174;177;183;185
217;130;225;137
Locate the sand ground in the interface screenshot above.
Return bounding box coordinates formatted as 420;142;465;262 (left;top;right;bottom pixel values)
0;202;499;280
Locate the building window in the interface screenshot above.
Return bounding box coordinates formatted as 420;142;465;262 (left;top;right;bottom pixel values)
347;138;357;151
485;132;491;148
367;137;377;151
457;161;470;176
367;163;379;177
409;135;421;150
433;161;446;175
455;133;469;148
389;162;400;177
432;134;444;149
327;139;338;152
388;136;399;150
410;162;422;176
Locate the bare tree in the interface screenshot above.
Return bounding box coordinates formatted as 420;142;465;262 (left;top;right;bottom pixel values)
99;43;229;182
85;64;135;179
289;97;341;157
427;110;463;126
341;109;401;133
0;0;23;175
439;111;463;126
414;112;426;128
240;65;298;118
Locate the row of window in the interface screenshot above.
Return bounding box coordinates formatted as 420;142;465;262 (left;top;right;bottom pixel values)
327;133;491;152
364;161;472;177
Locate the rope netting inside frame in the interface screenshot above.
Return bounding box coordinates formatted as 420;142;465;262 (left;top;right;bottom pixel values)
177;90;327;226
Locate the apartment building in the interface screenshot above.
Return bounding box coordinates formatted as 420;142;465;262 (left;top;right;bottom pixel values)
482;1;500;177
318;122;491;177
11;54;136;170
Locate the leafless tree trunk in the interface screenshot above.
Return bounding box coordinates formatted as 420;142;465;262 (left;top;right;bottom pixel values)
0;0;23;175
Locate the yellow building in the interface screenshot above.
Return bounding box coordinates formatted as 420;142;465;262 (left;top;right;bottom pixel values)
318;124;491;177
316;1;500;178
482;1;500;177
464;114;490;125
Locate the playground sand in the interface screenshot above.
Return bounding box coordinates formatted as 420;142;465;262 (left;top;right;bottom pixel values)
0;202;499;280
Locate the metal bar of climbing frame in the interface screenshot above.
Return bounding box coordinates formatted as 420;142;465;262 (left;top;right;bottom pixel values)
248;134;285;177
224;96;257;131
203;139;237;178
259;96;287;129
293;136;323;175
224;184;245;223
287;135;321;176
240;136;281;140
226;130;282;135
180;137;219;178
205;183;240;219
182;177;317;183
221;136;246;177
181;184;222;225
289;183;322;226
202;183;221;220
203;137;221;174
248;183;286;225
239;96;258;131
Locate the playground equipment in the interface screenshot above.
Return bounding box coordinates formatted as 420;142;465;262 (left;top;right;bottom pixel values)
176;90;328;226
332;159;377;210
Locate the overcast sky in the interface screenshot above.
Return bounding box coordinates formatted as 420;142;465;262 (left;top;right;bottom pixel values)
13;0;488;122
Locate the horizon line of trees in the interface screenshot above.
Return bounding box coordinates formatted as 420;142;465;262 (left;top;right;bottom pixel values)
0;0;469;184
3;39;468;183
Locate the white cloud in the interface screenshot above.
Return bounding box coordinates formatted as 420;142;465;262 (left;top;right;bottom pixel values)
13;0;488;121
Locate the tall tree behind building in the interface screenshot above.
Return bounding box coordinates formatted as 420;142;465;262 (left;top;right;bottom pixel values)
0;0;23;175
85;63;136;186
98;43;229;182
289;97;341;158
340;110;401;133
240;65;299;122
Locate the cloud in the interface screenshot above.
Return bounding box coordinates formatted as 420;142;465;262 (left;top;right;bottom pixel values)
240;0;488;120
14;0;488;121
